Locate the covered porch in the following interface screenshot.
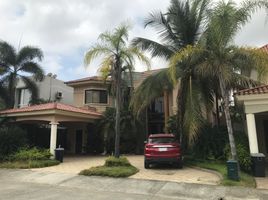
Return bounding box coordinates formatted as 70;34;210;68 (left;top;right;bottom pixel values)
0;102;102;157
236;85;268;156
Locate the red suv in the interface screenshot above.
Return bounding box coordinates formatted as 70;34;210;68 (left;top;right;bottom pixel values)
144;134;182;169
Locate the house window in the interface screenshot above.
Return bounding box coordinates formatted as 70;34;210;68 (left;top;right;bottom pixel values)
85;89;108;104
19;88;31;107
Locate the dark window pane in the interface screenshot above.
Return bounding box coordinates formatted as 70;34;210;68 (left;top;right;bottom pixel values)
149;137;176;144
99;90;108;103
85;90;107;104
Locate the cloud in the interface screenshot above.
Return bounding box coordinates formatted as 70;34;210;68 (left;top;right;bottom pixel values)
0;0;267;81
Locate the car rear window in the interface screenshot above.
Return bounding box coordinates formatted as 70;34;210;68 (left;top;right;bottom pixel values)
149;137;176;144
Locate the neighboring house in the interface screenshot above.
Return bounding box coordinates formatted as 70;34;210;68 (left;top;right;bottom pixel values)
65;70;179;134
14;73;74;108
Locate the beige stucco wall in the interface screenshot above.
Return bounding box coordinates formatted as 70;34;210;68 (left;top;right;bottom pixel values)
73;83;113;113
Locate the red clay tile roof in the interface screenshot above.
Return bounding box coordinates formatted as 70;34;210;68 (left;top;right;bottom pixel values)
235;85;268;96
65;76;110;85
0;102;102;116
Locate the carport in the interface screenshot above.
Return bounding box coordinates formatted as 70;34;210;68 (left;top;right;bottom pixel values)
0;102;102;156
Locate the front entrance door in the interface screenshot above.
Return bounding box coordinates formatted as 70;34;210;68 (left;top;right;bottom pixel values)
75;130;83;154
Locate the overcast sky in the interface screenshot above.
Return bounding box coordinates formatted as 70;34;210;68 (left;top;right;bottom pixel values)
0;0;267;81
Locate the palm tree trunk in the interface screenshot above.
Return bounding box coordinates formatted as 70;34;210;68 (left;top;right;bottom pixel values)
164;89;169;133
219;79;238;161
114;66;121;158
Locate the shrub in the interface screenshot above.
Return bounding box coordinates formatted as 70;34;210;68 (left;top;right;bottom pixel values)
191;125;228;160
11;147;51;161
104;156;131;167
0;126;27;160
224;132;251;173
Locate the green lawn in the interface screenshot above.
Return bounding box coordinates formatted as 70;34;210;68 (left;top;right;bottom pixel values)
0;159;60;169
186;158;256;188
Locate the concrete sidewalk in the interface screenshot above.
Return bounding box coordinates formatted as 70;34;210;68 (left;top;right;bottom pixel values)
0;169;267;200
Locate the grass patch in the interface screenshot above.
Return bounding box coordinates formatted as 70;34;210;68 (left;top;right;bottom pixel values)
79;156;139;178
0;159;60;169
186;158;256;188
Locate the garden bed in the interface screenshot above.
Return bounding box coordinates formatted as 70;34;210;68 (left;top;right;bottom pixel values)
79;156;139;178
0;159;60;169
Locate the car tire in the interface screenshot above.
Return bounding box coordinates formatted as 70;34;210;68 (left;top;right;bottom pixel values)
144;160;150;169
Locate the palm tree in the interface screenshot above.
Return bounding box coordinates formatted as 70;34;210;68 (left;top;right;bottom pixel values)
169;0;268;161
0;41;44;108
84;24;150;158
131;0;212;144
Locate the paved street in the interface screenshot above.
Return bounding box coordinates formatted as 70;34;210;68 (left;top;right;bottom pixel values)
1;169;268;200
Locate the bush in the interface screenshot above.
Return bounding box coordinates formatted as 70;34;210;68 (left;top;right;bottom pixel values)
224;132;251;173
11;147;51;161
105;156;131;167
191;125;228;160
0;126;27;160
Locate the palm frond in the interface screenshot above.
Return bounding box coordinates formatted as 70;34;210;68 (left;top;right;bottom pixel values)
19;61;45;81
0;41;16;67
131;37;174;59
16;46;43;65
98;56;113;79
123;47;151;70
183;80;205;145
130;69;173;116
84;45;114;66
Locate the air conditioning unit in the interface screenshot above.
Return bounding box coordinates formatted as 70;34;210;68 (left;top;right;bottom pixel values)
56;91;63;99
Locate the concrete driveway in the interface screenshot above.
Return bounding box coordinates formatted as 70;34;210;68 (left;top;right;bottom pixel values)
32;155;221;185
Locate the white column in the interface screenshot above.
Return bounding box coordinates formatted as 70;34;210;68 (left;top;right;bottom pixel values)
246;113;259;154
50;121;59;157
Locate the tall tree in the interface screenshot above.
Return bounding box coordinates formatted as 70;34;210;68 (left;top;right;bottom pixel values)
169;0;268;160
0;41;44;108
84;24;150;158
131;0;212;144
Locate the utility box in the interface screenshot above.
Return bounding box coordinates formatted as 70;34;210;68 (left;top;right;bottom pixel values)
227;160;240;181
55;146;64;162
251;153;266;177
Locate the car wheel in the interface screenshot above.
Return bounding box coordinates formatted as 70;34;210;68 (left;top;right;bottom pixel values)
144;160;150;169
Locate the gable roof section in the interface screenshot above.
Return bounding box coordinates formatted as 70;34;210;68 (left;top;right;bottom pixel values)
235;85;268;96
0;102;102;116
